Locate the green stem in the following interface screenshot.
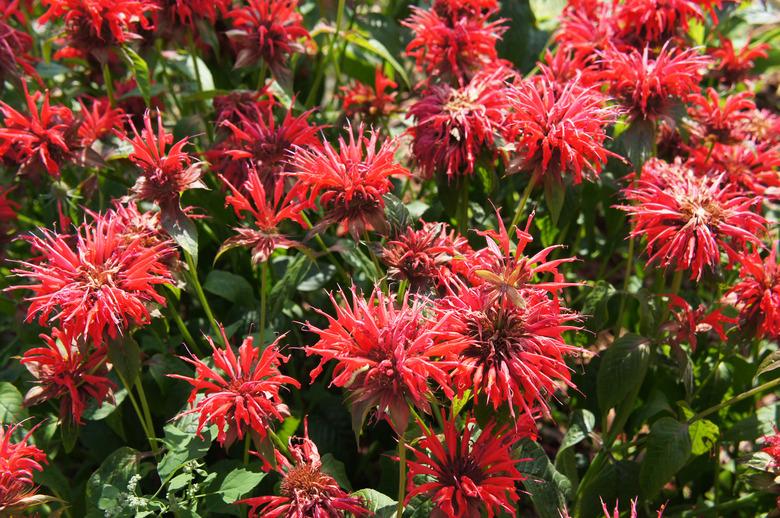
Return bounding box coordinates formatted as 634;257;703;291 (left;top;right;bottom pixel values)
164;288;203;357
268;429;290;458
680;493;761;517
257;62;268;91
689;376;780;423
304;0;346;107
301;212;350;285
116;370;155;453
456;176;470;236
615;235;636;337
135;377;159;455
183;251;226;347
259;261;268;342
660;269;684;324
396;433;406;518
509;175;537;230
101;62;115;107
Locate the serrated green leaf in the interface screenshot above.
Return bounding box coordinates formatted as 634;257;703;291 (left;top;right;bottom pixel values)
383;192;411;237
121;47;151;107
516;438;571;518
321;453;352;491
639;417;691;498
86;447;141;512
218;467;265;503
269;254;311;316
351;489;395;517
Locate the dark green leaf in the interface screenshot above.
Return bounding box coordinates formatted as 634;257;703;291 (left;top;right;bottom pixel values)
639;417;691;498
107;335;142;388
83;388;128;421
0;382;27;424
516;438;571;518
543;176;566;226
162;208;199;265
576;460;640;517
204;270;256;306
86;447;141;512
619;119;655;170
321;453;352;491
756;350;780;379
158;416;215;479
383;193;411;237
269;254;311;316
60;415;79;453
597;334;650;413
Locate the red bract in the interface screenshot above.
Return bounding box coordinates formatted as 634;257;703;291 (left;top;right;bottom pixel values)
468;213;577;305
0;187;19;224
38;0;156;60
210;103;321;190
0;423;47;514
21;328;114;424
666;295;733;351
305;287;461;434
77;97;125;148
170;327;300;447
710;37;769;85
340;66;398;119
601;43;709;120
438;285;580;418
618;159;766;281
511;76;618;183
220;171;306;264
11;212;174;346
240;420;370;518
762;428;780;469
725;244;780;340
687;88;755;145
403;5;507;85
405;414;525;518
408;68;512;180
123;110;204;212
0;84;75;178
290;124;409;238
226;0;309;79
382;221;472;292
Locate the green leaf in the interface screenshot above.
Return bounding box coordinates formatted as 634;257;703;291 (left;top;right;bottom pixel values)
269;254;311;316
218;467;265;503
554;410;594;493
0;382;27;424
516;438;571;518
383;193;411;237
619;119;655;170
83;388;128;421
689;419;719;455
60;415;79;453
107;335;142;388
756;350;780;379
351;489;396;518
203;270;256;306
343;32;410;88
582;281;617;331
639;417;691;498
121;47;151;107
298;264;336;292
576;460;640;518
185;55;214;91
158;416;215;480
86;447;141;512
597;334;650;413
162;208;199;265
321;453;352;491
543;176;566;226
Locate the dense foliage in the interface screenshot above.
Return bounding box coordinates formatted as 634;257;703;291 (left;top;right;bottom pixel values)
0;0;779;516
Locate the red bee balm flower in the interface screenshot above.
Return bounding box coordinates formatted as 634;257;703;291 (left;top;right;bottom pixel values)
170;328;300;447
403;4;507;85
0;423;48;514
77;97;125;148
602;43;709;120
305;287;461;433
725;244;780;340
0;84;75;178
21;328;114;424
290;125;409;238
762;428;780;469
239;421;370;518
511;76;618;183
123;110;204;212
381;221;472;292
38;0;156;60
0;15;37;85
220;171;306;264
614;0;716;46
710;37;769;85
666;295;734;351
226;0;309;79
619;159;766;280
210;103;321;190
438;285;581;418
340;66;398;119
405;414;525;518
11;212;174;346
409;69;512;179
686;88;755;145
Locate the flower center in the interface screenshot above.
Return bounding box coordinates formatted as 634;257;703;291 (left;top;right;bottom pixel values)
280;464;329;498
